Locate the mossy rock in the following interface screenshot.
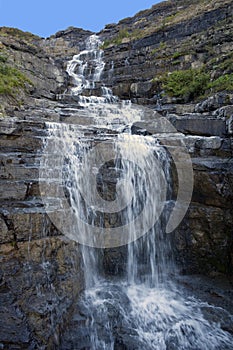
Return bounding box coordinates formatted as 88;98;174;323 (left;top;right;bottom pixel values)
0;55;33;98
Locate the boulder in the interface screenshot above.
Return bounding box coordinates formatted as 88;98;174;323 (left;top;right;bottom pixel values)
195;94;233;113
167;114;226;137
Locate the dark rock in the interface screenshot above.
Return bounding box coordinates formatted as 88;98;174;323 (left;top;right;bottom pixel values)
0;237;84;348
213;105;233;119
0;1;233;347
103;246;128;276
195;93;233;113
97;1;233;104
0;115;85;348
130;81;153;98
167;114;226;137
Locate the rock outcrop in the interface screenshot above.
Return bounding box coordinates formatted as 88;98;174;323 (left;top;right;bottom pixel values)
0;27;66;116
129;107;233;276
98;0;233;105
0;116;84;348
0;236;83;348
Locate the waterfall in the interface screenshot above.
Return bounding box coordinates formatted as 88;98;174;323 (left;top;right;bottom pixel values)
66;35;105;94
40;35;233;349
115;133;173;287
66;34;118;104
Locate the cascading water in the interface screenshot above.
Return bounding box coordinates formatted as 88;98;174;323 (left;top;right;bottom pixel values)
66;34;118;105
41;35;233;349
66;35;104;94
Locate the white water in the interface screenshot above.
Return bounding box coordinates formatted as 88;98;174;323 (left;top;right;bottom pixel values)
66;35;104;94
77;282;233;350
44;35;233;349
66;34;118;105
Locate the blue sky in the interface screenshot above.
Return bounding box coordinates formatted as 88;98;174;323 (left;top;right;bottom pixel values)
0;0;162;38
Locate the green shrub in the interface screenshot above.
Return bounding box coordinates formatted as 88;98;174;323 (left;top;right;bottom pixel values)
164;13;177;23
0;60;32;96
100;29;130;48
172;51;184;59
171;60;181;66
100;40;112;50
208;73;233;92
130;29;144;40
219;58;233;72
114;29;129;45
0;55;7;63
162;68;210;101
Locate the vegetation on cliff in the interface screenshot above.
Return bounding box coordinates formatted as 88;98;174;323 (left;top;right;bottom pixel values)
154;68;233;102
0;53;33;99
0;27;39;39
99;0;232;104
0;0;232;107
0;28;38;105
0;27;65;113
101;0;232;47
159;68;210;102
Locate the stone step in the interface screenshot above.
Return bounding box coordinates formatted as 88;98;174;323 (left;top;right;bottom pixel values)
166;114;226;137
132;113;227;137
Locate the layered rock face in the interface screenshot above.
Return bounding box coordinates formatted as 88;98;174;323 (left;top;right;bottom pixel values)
103;0;233;276
166;115;233;275
99;0;233;104
0;28;67;117
0;117;84;348
0;236;83;348
33;0;233;276
0;0;233;347
128;107;233;276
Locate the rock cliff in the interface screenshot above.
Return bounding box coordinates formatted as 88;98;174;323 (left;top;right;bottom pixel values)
0;0;233;347
99;0;233;105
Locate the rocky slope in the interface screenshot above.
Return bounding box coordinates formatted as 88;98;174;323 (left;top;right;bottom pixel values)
0;27;66;117
1;0;233;110
41;0;233;106
99;0;233;105
44;0;232;277
0;0;233;347
0;116;85;348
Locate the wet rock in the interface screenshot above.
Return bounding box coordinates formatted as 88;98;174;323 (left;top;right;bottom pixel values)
0;304;30;345
213;105;233;119
0;237;84;349
0;4;233;346
0;216;13;243
60;284;136;349
201;306;233;335
174;204;233;275
0;115;85;348
103;246;128;276
227;115;233;135
114;329;143;350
